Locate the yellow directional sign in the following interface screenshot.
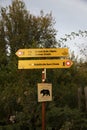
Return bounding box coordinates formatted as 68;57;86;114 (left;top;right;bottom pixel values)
18;59;73;69
16;48;69;58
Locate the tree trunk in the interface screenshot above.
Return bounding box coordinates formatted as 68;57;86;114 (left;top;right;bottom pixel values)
84;86;87;111
78;87;82;109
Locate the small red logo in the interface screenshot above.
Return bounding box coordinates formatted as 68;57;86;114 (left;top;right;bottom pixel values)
66;61;71;66
18;51;23;56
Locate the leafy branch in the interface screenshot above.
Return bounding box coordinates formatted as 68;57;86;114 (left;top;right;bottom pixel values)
58;30;87;60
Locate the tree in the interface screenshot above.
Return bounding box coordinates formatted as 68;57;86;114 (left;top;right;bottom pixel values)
1;0;87;129
0;0;57;128
58;30;87;61
1;0;57;57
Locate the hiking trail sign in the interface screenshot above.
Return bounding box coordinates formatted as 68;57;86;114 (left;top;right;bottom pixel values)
16;48;73;69
18;59;73;69
16;48;69;58
15;48;73;130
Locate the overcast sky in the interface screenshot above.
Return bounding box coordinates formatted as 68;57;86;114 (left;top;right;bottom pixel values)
1;0;87;37
0;0;87;59
27;0;87;38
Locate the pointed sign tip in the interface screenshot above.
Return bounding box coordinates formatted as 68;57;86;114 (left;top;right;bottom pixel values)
15;49;24;57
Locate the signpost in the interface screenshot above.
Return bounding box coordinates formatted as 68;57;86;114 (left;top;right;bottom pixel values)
41;69;46;130
15;47;73;130
18;59;73;69
16;48;69;57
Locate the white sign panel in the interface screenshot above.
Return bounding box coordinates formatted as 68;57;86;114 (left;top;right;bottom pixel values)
37;83;52;102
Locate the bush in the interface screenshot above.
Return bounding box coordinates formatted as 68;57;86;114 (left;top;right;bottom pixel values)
0;124;21;130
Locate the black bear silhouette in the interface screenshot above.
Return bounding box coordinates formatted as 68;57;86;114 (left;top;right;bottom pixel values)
40;89;50;96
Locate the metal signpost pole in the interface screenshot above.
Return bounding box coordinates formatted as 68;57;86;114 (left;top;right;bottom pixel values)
42;69;46;130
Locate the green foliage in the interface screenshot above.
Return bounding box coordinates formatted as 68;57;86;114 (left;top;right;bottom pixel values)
47;105;87;130
1;0;57;56
0;0;87;129
58;30;87;59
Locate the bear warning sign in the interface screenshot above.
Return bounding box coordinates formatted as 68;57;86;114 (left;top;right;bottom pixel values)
37;83;52;102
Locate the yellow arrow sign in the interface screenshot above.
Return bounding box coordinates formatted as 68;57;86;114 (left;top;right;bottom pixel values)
16;48;69;58
18;59;73;69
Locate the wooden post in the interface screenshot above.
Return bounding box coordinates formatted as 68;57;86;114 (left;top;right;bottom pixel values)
42;69;46;130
